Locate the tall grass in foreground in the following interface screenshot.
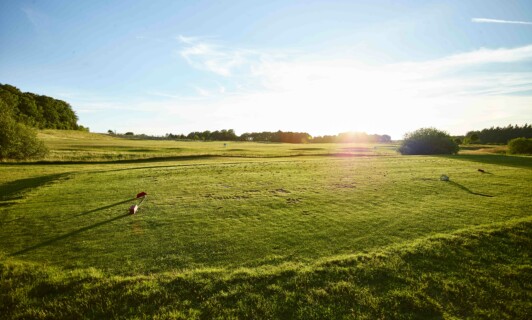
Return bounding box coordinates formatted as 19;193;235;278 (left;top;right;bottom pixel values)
1;219;530;319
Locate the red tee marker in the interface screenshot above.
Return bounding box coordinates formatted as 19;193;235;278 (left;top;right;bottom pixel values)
129;192;147;214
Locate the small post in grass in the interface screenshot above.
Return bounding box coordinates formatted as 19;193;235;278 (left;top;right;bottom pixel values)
129;192;147;214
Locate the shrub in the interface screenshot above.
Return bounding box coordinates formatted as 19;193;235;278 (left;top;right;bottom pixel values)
465;133;479;144
398;128;459;155
507;137;532;154
0;108;48;160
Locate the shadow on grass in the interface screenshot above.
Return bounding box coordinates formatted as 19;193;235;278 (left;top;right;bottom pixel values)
0;216;24;225
4;151;388;167
290;147;325;151
11;213;130;256
442;154;532;169
447;181;494;197
67;199;135;219
4;155;221;165
0;174;69;203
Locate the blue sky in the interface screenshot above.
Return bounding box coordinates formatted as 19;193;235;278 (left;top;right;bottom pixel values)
1;0;531;138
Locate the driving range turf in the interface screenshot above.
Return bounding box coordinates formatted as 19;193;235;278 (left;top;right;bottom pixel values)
1;131;531;319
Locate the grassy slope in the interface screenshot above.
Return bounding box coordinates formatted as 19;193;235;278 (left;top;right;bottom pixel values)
1;219;530;319
2;155;530;275
37;130;394;161
1;131;531;318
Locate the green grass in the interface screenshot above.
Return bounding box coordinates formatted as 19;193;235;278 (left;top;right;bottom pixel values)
36;130;394;161
1;131;531;318
2;219;530;319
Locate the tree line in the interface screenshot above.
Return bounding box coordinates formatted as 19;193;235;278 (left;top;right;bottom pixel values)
312;132;391;143
465;124;532;144
0;84;83;131
121;130;312;143
119;130;391;144
0;83;87;160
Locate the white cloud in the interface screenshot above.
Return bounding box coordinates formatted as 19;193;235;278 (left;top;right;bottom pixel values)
81;43;532;137
194;86;211;97
472;18;532;25
177;35;265;77
207;44;531;137
177;35;200;45
393;45;532;75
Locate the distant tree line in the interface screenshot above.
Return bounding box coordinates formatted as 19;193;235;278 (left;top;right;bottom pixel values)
240;131;312;143
0;84;83;131
118;130;312;143
465;124;532;144
187;129;239;141
312;132;391;143
118;130;391;144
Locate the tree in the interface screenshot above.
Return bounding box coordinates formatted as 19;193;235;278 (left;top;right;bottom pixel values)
398;128;459;155
0;83;80;130
311;132;391;143
0;102;48;160
466;133;479;144
508;138;532;154
379;135;392;143
464;124;532;144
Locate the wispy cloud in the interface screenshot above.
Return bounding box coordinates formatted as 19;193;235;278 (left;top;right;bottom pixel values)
21;6;50;31
472;18;532;25
177;35;265;77
175;43;532;136
80;42;532;137
394;44;532;75
176;36;532;96
194;86;211;97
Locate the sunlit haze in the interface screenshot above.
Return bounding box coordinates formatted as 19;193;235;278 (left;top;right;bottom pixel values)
1;0;531;139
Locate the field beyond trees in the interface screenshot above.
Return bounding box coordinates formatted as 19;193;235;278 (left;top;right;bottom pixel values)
1;131;531;319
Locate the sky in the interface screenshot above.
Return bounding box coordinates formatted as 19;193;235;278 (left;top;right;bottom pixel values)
1;0;531;139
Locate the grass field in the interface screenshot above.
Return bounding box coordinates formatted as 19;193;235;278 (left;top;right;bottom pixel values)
1;131;531;319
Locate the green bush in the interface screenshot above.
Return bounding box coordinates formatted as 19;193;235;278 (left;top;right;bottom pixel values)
507;137;532;154
398;128;459;155
0;107;48;160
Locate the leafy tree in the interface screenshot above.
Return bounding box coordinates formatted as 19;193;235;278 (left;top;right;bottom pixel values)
0;83;80;130
508;138;532;154
378;134;392;143
465;133;479;144
0;102;48;160
398;128;458;155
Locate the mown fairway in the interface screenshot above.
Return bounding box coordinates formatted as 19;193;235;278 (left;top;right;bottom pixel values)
1;131;531;319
